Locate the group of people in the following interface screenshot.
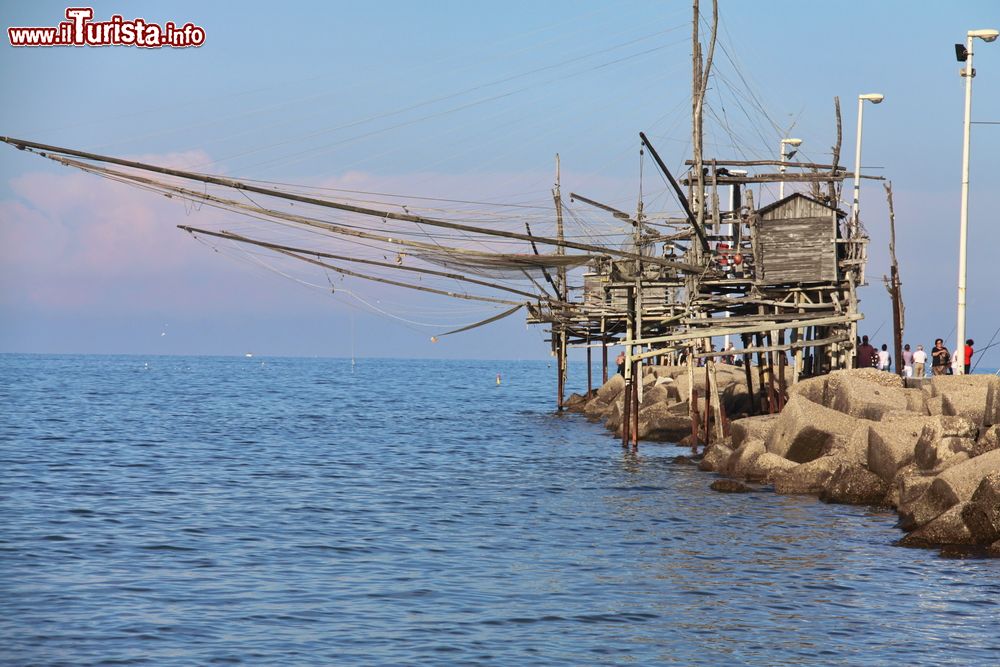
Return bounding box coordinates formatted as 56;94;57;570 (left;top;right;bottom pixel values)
855;336;975;377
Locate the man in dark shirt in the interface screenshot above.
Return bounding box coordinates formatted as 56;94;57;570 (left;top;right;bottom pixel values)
932;338;950;376
856;335;878;370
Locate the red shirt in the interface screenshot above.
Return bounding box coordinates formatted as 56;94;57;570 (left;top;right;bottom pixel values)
965;344;973;364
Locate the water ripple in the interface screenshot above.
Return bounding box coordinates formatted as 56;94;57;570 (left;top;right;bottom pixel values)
1;353;997;666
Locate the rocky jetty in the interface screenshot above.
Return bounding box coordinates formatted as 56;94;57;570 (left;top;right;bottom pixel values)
571;367;1000;555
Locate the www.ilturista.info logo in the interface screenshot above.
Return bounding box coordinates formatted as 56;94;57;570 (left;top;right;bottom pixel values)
8;7;205;48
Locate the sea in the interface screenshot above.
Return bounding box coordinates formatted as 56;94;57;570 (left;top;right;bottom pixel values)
2;354;998;666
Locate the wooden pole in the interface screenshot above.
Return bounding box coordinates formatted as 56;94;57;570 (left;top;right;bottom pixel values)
688;345;698;447
557;332;565;410
709;360;724;443
741;333;757;415
704;361;712;445
885;182;905;378
690;389;701;451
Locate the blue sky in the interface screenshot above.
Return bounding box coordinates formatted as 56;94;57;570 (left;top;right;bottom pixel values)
1;1;998;365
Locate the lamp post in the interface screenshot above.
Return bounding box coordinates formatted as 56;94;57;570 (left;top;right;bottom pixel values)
778;138;802;200
955;28;998;374
850;93;884;238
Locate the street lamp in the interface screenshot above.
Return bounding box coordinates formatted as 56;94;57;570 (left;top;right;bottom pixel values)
778;138;802;199
954;28;998;374
850;93;884;238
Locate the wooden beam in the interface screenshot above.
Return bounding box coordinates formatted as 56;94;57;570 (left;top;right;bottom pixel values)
621;312;862;347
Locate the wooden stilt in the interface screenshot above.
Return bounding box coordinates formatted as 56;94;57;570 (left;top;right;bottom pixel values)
587;343;593;396
601;317;608;384
691;389;701;451
755;333;768;412
741;333;756;415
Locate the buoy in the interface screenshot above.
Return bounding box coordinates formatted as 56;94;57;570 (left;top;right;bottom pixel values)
733;253;743;265
496;373;502;385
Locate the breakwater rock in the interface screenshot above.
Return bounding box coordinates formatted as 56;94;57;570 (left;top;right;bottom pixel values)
572;367;1000;555
565;363;788;444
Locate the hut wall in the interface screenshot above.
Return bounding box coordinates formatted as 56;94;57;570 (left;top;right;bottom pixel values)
756;216;836;284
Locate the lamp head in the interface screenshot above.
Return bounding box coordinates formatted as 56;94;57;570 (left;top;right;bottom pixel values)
781;137;803;147
859;93;885;104
969;29;999;42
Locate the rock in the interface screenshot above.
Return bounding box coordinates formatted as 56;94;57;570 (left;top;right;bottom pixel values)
990;540;1000;557
583;394;613;420
828;423;871;466
745;452;798;484
926;395;945;416
886;464;935;509
726;438;766;480
635;403;691;442
639;384;670;407
959;472;1000;543
765;394;863;464
678;433;700;448
564;392;589;411
710;479;751;493
828;367;905;389
671;374;706;407
972;424;1000;458
915;436;974;472
913;415;978;471
595;374;625;404
828;375;909;420
867;416;937;482
698;443;733;472
933;375;1000;427
774;456;840;495
903;388;929;414
788;375;830;405
986;380;1000;427
605;400;623;433
868;415;935;482
899;504;976;547
730;414;779;449
820;462;889;505
671;455;696;466
720;382;753;417
899;449;1000;530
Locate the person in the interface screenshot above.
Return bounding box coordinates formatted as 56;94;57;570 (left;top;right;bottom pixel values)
931;338;950;376
878;344;891;372
902;343;914;378
912;344;927;378
965;339;975;375
856;335;878;370
616;351;626;376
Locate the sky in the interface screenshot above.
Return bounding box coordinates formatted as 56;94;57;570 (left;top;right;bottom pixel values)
1;0;999;365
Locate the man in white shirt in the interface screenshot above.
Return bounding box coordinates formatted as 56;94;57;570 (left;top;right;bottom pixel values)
912;345;927;378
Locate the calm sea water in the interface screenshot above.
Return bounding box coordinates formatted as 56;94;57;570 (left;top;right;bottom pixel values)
1;354;998;666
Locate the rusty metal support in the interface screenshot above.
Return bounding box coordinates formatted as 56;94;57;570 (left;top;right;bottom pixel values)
587;343;593;395
622;380;632;449
631;360;640;449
